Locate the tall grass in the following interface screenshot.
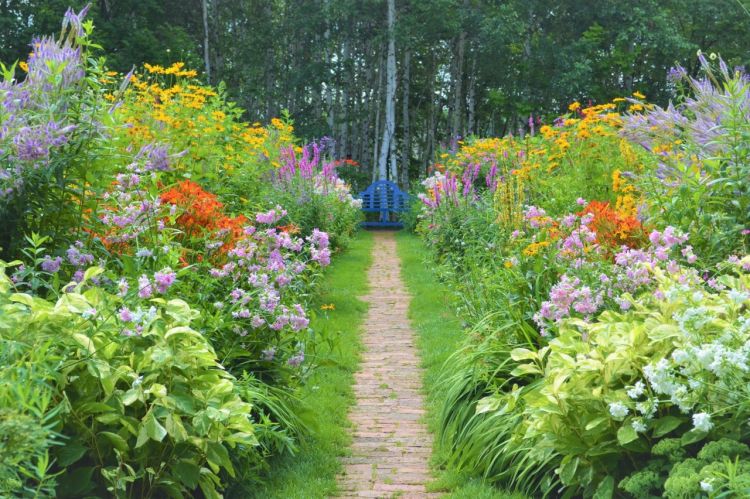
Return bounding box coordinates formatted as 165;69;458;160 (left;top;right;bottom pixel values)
396;232;527;499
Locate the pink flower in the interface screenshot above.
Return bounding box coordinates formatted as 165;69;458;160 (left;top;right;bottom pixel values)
138;274;153;298
154;268;176;293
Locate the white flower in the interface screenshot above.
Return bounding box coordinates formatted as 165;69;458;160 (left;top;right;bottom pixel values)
671;349;689;364
729;289;749;304
627;381;645;399
632;418;647;433
692;412;713;433
700;479;713;492
609;402;629;420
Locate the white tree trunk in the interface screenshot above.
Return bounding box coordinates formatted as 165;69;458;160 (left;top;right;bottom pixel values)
377;0;397;181
202;0;211;83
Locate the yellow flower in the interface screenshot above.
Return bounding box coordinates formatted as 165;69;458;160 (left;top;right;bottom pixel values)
321;303;336;311
632;91;646;99
568;101;581;111
19;61;28;72
522;241;550;257
504;260;514;268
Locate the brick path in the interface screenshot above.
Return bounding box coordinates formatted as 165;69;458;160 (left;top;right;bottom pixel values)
337;231;437;498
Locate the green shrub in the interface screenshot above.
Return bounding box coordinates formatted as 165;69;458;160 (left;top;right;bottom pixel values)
0;263;259;498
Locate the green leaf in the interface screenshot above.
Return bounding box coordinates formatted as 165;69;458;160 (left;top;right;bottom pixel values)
681;429;708;446
206;441;234;477
585;417;607;431
593;476;615;499
56;293;90;314
652;416;683;437
122;388;140;406
164;326;203;340
475;396;502;415
57;442;88;466
99;432;129;452
617;425;638;445
9;293;34;307
83;266;105;282
144;413;168;442
165;414;189;442
57;466;96;498
559;457;579;485
510;363;542;376
172;459;200;489
72;333;96;354
510;347;537;361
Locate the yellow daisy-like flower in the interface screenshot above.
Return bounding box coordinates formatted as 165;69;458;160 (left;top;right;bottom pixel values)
321;304;336;311
19;61;28;72
632;91;646;99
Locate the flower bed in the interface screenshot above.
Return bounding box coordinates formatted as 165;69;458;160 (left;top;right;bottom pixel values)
0;9;361;497
414;57;750;498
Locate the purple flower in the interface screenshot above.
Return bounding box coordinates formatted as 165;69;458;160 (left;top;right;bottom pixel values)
256;206;287;225
41;255;62;273
119;307;134;322
287;351;305;367
153;268;176;293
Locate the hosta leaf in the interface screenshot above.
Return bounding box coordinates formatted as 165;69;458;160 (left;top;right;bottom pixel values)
510;363;541;377
510;348;537;361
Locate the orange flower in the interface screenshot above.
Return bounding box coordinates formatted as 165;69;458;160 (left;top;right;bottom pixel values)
579;200;646;252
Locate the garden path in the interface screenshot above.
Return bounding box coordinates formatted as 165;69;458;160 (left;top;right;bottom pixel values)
337;231;437;498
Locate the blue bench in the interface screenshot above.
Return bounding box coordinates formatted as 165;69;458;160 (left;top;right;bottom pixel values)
358;180;409;228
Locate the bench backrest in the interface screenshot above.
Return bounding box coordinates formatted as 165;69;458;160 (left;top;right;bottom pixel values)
359;180;408;213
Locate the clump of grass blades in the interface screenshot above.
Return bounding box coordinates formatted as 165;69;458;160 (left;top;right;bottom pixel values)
437;314;560;497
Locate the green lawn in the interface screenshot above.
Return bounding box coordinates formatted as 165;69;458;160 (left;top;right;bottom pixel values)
396;232;525;499
244;231;373;498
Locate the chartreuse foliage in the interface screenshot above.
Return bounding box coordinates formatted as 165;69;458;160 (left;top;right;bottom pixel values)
0;263;255;498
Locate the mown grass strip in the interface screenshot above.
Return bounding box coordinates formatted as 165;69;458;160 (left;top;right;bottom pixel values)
248;231;374;498
396;232;525;499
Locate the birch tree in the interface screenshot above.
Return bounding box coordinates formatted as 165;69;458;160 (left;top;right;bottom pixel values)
377;0;397;181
